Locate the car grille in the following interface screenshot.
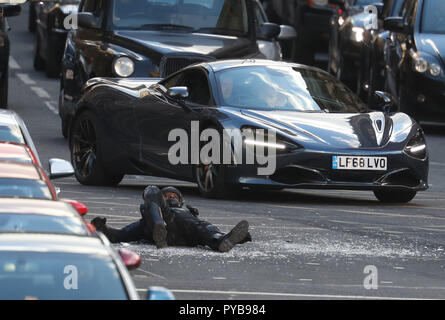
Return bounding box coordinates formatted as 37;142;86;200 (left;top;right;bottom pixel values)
160;56;211;77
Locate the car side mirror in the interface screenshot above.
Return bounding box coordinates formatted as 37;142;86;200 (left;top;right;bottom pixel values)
2;5;21;17
146;287;175;300
77;12;100;29
277;25;297;40
259;22;281;40
168;86;189;100
48;158;75;180
383;17;408;33
370;91;399;113
118;249;141;271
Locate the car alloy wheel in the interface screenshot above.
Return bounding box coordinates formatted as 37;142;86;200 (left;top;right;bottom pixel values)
72;117;98;180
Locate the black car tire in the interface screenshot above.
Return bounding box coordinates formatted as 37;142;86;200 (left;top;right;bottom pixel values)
374;190;417;203
70;111;124;186
33;35;45;71
0;69;8;109
45;34;59;78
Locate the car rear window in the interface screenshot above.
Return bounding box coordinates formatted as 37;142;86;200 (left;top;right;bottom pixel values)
0;179;53;200
0;126;25;144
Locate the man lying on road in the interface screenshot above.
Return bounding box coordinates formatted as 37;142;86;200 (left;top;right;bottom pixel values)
91;186;252;253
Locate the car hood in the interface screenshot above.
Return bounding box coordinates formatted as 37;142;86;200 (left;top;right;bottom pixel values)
112;30;254;59
416;33;445;67
235;109;414;149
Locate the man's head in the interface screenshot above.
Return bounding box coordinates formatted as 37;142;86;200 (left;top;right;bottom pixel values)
161;187;184;207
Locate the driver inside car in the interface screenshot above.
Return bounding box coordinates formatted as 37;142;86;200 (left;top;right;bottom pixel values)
91;186;252;253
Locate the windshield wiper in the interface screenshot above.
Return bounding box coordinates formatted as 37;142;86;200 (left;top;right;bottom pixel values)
136;24;194;31
193;27;242;35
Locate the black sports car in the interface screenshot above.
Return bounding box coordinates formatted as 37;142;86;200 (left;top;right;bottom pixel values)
68;60;429;203
59;0;295;137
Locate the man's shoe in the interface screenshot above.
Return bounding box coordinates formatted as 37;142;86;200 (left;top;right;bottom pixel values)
218;220;249;253
91;217;107;231
152;223;168;249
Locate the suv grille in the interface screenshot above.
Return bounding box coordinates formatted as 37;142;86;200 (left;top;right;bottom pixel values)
160;56;211;77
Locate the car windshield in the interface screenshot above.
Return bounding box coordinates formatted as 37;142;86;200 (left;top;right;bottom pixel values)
216;66;367;113
0;126;25;144
421;0;445;34
0;214;88;235
0;251;128;300
0;179;53;200
112;0;249;36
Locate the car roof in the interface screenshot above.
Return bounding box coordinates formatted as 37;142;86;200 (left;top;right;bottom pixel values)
0;110;19;127
0;198;76;217
0;142;34;163
0;233;110;256
0;161;42;180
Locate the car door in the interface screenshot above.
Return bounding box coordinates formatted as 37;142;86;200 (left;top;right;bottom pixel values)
385;0;416;96
136;67;214;180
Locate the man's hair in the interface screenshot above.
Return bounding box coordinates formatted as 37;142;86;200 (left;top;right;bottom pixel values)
161;187;184;205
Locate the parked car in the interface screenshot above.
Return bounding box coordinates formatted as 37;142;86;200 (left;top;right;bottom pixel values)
328;0;383;92
0;110;41;166
59;0;296;137
0;198;91;235
357;0;405;102
0;141;39;164
68;59;428;203
33;0;80;77
260;0;337;66
0;232;143;300
0;4;21;108
383;0;445;124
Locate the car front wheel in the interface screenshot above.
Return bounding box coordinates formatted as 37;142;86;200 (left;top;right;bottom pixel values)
70;111;123;186
374;190;417;203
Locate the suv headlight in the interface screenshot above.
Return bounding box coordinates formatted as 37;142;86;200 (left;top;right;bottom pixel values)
404;129;427;159
113;56;134;78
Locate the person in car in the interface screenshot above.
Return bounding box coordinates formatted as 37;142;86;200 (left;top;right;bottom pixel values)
91;186;252;253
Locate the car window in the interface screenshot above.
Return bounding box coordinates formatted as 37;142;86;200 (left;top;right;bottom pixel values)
0;252;128;300
111;0;249;36
0;126;25;144
0;179;53;200
0;214;88;235
179;70;212;106
254;1;267;29
215;66;367;113
421;0;445;34
81;0;102;15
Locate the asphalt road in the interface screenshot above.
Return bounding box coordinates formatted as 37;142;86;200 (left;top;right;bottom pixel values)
6;5;445;300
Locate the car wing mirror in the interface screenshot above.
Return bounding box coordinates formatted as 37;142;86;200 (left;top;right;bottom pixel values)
77;12;100;29
146;286;175;300
277;25;297;40
48;158;75;180
259;22;281;40
168;86;189;100
370;91;399;113
118;249;141;271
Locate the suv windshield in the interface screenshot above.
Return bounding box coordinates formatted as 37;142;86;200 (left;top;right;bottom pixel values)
112;0;249;36
421;0;445;34
216;66;367;113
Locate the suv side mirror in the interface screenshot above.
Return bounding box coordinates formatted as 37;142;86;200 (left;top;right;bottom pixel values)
77;12;100;29
370;91;399;113
2;5;21;17
383;17;407;33
277;25;297;40
48;158;75;180
168;86;189;100
259;22;281;40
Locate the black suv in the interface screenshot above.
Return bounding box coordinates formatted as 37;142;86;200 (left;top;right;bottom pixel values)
59;0;294;137
383;0;445;124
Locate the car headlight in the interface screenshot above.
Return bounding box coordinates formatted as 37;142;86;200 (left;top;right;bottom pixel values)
113;57;134;78
404;129;427;159
413;57;429;73
352;27;364;42
241;126;300;154
412;53;442;77
429;63;442;77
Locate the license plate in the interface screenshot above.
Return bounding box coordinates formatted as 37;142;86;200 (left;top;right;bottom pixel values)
332;156;387;171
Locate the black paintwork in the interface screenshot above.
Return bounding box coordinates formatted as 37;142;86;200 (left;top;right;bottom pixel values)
33;0;80;77
70;60;429;196
380;0;445;124
59;0;278;134
328;0;383;92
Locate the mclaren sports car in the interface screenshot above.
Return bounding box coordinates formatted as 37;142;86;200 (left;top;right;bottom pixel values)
68;60;429;203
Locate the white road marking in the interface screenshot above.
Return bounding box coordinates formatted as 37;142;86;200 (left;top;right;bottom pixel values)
213;277;227;280
45;101;59;115
9;57;21;69
16;73;36;85
299;279;313;282
431;162;445;167
135;288;428;300
137;268;166;280
31;87;51;99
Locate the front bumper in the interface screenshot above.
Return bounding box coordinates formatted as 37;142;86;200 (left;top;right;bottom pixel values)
225;149;429;192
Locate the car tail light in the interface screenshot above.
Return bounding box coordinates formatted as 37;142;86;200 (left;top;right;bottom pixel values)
119;249;142;270
64;199;88;216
